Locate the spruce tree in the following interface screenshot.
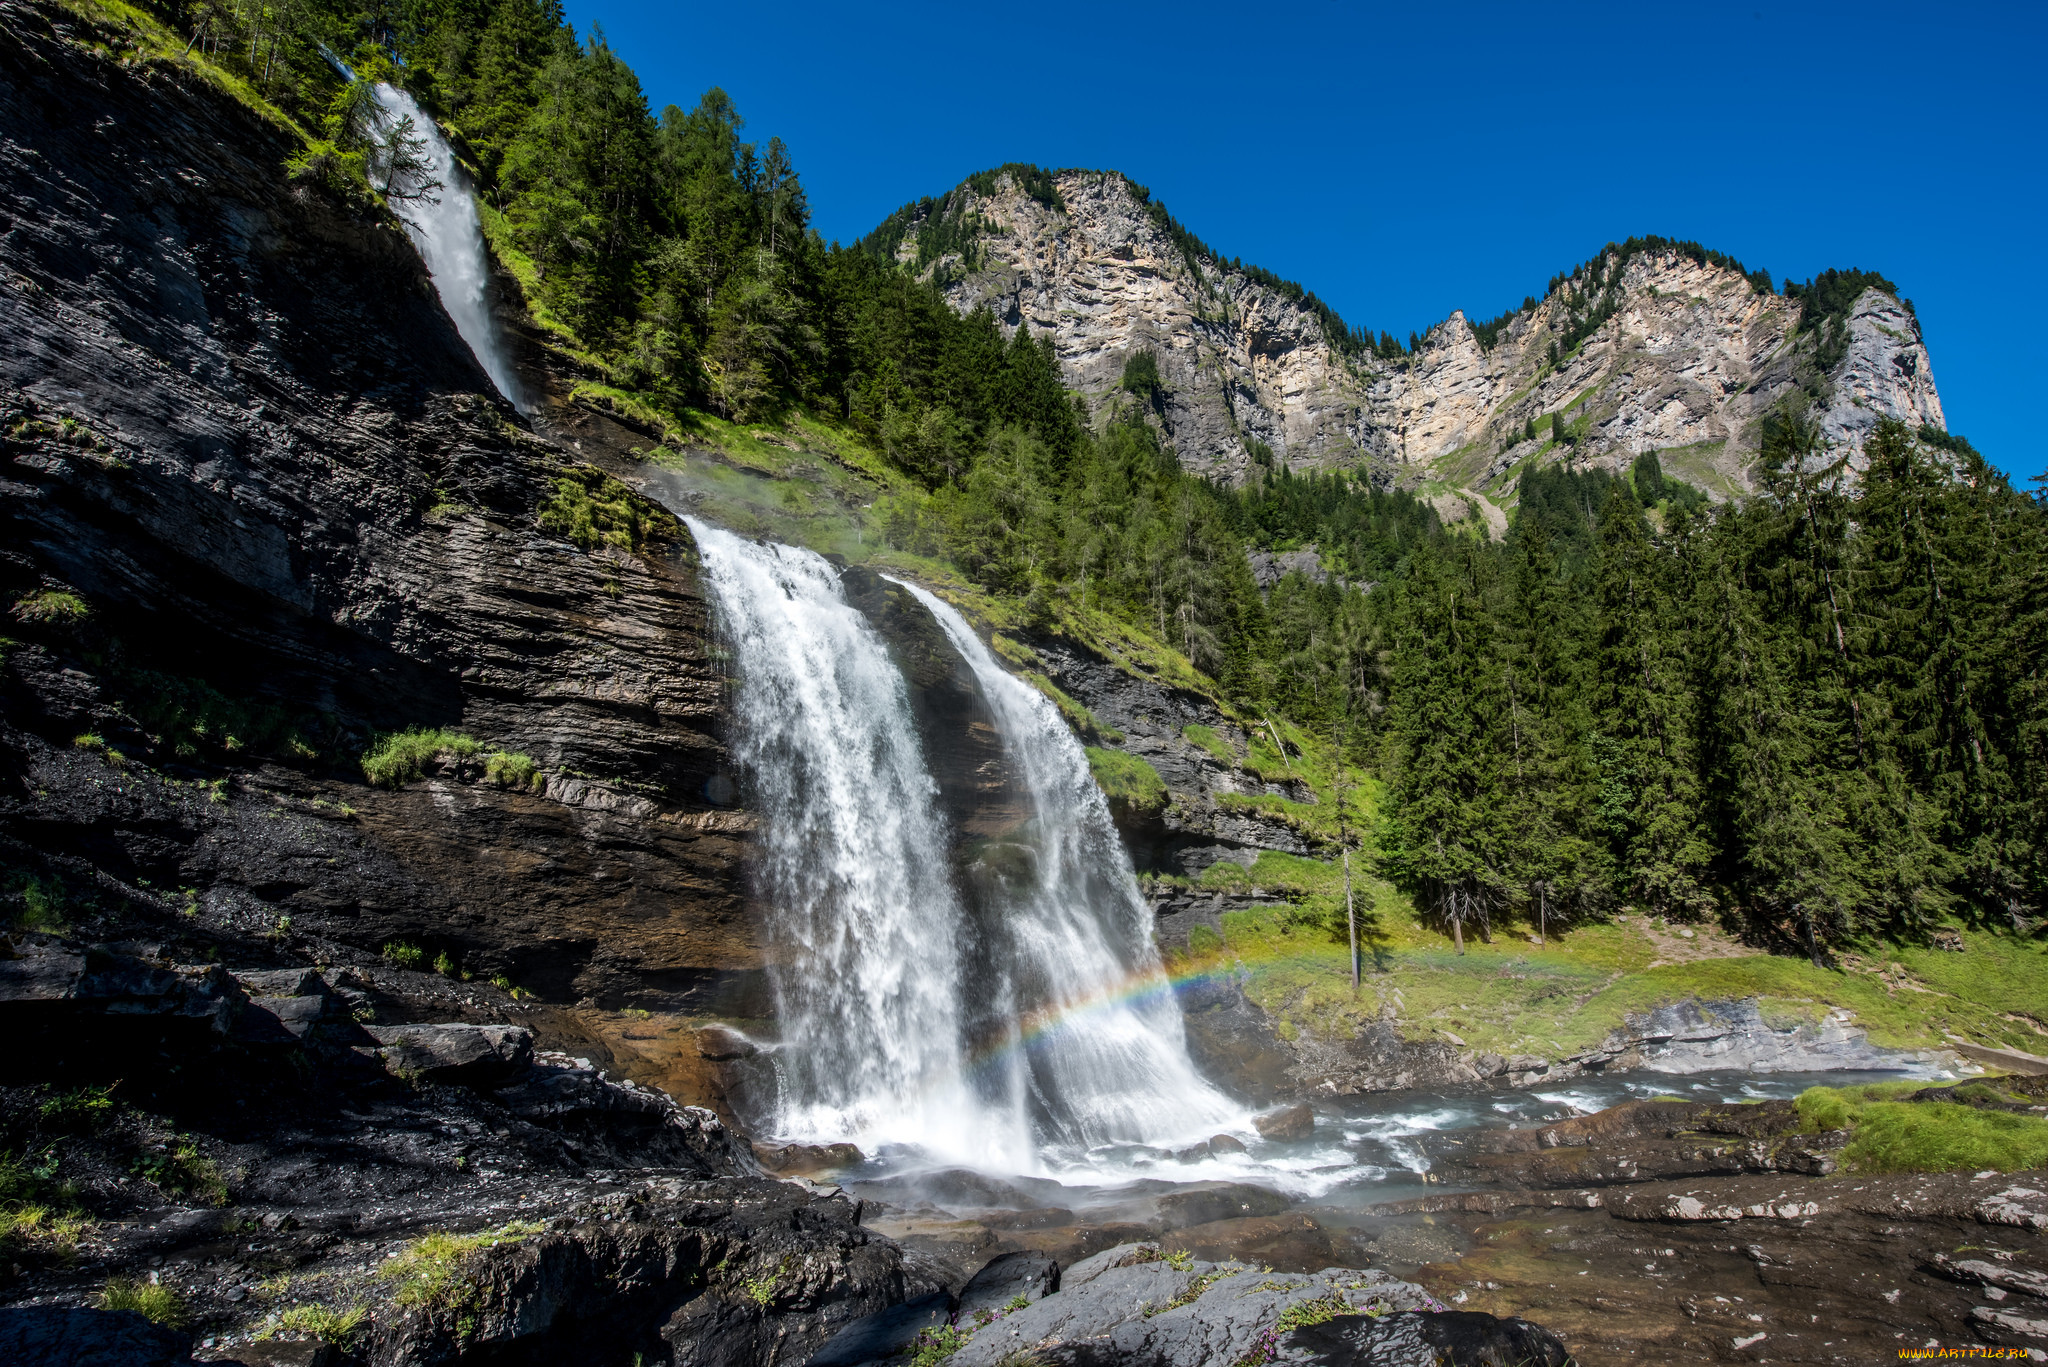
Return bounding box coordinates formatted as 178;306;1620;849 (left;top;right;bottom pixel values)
1589;484;1715;916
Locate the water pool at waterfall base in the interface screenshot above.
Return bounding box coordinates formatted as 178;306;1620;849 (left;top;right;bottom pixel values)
781;1067;1928;1222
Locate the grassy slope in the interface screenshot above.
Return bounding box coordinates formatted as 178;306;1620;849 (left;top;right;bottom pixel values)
1164;847;2048;1062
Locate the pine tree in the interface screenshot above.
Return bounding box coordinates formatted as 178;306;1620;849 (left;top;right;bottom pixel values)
1589;484;1715;917
1384;545;1510;951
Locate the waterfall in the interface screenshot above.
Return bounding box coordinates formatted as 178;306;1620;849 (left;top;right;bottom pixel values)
687;512;1238;1172
368;85;524;408
686;520;1037;1171
894;580;1238;1157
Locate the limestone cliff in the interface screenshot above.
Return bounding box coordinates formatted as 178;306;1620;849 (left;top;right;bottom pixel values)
882;168;1946;510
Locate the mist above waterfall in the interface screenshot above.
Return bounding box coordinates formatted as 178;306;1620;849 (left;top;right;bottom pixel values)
369;84;524;408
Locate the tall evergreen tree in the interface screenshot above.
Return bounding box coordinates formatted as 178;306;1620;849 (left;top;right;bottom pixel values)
1589;485;1715;916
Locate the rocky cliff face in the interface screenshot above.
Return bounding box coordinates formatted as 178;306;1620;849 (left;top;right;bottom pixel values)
0;0;757;1014
892;169;1946;505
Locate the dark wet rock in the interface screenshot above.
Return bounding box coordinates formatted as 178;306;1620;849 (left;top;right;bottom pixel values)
803;1290;955;1367
1926;1251;2048;1298
848;1168;1071;1213
1255;1104;1315;1141
1172;965;1295;1105
1165;1214;1342;1272
0;1307;194;1366
360;1177;935;1367
362;1023;534;1086
1027;637;1315;873
1154;1183;1292;1230
1062;1242;1164;1288
493;1051;758;1174
1418;1096;1858;1188
1209;1133;1247;1155
838;567;1024;845
956;1250;1060;1319
1280;1309;1574;1367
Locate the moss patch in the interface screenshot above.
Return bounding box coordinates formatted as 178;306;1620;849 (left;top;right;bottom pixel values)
1085;747;1167;818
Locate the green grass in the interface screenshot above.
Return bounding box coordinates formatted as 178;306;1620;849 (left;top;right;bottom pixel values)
360;729;482;787
484;751;540;791
378;1221;544;1311
264;1304;369;1348
383;941;426;970
1181;847;2048;1064
539;465;679;553
1085;747;1167;816
1183;724;1236;765
1795;1082;2048;1174
10;590;89;625
99;1277;187;1326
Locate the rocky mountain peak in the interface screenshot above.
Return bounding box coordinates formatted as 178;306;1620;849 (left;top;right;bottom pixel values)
879;167;1948;518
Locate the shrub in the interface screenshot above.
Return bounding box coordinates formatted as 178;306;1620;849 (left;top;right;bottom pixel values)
378;1222;544;1310
5;872;68;932
484;751;540;790
538;467;677;553
99;1277;187;1327
383;941;426;970
361;729;482;787
38;1084;118;1133
131;1140;227;1205
10;590;89;625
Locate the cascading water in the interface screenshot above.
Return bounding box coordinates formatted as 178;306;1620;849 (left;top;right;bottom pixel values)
686;512;1239;1174
368;84;524;407
685;520;1037;1171
894;579;1239;1161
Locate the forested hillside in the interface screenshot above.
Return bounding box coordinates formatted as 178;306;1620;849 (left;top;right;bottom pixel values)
60;0;2048;958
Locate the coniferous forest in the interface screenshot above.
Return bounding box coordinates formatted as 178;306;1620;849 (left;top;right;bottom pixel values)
169;0;2047;959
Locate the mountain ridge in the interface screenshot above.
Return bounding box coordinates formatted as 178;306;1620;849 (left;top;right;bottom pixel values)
869;165;1946;520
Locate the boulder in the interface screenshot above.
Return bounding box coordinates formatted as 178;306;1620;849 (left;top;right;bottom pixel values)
803;1291;954;1367
956;1250;1060;1320
361;1023;532;1086
1154;1183;1292;1230
1209;1133;1248;1155
1255;1104;1316;1141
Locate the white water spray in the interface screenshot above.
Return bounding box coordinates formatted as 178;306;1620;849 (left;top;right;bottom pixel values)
686;520;1038;1171
369;84;523;407
687;511;1238;1172
896;580;1238;1160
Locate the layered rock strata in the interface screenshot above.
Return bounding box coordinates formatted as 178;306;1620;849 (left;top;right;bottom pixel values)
0;0;756;1012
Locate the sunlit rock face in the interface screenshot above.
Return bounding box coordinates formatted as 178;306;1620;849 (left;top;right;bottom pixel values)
899;170;1947;495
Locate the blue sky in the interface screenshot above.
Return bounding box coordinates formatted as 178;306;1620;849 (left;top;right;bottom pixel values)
565;0;2045;483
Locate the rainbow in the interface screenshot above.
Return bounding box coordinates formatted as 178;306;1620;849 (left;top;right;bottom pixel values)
958;962;1245;1081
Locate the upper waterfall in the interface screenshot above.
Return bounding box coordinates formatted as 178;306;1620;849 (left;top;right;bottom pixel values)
369;84;524;408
